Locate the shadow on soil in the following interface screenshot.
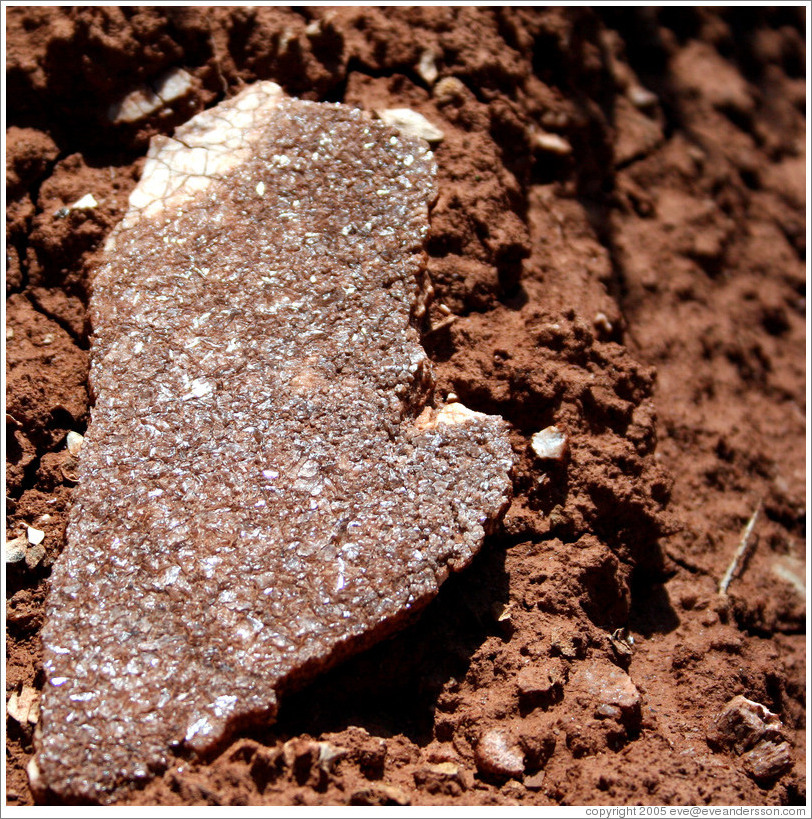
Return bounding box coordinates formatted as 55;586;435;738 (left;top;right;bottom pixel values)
264;535;510;746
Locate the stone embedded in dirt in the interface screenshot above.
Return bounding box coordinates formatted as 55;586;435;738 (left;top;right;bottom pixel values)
474;729;526;779
417;50;439;86
65;431;84;457
378;108;445;143
741;739;793;784
33;81;514;801
26;525;45;545
5;535;28;564
530;425;568;461
7;685;40;726
108;68;195;124
569;661;641;728
707;695;787;756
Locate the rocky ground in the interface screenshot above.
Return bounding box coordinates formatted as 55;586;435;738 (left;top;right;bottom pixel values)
5;6;807;806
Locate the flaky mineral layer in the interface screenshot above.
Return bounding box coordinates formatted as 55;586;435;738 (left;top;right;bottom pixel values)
33;82;513;801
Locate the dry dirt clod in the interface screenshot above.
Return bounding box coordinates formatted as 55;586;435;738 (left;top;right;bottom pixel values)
524;770;546;791
517;659;567;708
348;784;411;806
414;761;469;795
475;728;525;779
25;543;47;570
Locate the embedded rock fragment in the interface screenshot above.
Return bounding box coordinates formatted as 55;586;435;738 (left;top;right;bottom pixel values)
707;695;792;783
475;728;526;779
34;82;513;801
569;661;641;729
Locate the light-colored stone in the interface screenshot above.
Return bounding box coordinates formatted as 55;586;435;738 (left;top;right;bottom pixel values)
66;431;84;457
27;526;45;546
417;50;439;85
5;535;27;564
8;686;40;725
531;425;568;461
475;728;525;778
378;108;444;143
532;132;572;156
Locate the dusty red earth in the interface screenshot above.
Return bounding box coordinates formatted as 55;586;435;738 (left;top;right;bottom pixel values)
5;5;807;807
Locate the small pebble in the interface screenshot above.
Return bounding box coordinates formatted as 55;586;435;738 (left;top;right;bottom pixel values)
27;526;45;545
5;536;27;564
378;108;444;143
475;728;525;778
7;686;40;725
629;85;658;109
533;132;572;156
66;431;85;457
530;426;568;461
67;193;98;211
417;49;439;85
433;77;466;103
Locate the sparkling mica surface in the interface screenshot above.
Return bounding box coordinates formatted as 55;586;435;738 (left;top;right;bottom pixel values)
35;83;514;801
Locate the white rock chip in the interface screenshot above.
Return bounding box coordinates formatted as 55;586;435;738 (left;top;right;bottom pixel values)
530;425;568;461
66;431;84;457
378;108;444;143
7;686;41;725
108;68;195;125
417;49;439;85
67;194;98;211
27;526;45;546
532;131;572;156
475;728;525;778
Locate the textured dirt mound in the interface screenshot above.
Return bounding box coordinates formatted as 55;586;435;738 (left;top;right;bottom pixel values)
6;6;806;807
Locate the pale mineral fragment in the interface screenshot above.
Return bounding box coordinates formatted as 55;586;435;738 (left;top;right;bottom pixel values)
7;685;41;726
417;50;439;86
66;431;84;457
530;425;568;461
34;82;513;801
5;535;27;564
474;728;525;778
107;68;195;124
378;108;445;143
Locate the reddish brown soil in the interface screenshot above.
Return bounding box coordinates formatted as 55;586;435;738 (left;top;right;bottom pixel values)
5;6;807;807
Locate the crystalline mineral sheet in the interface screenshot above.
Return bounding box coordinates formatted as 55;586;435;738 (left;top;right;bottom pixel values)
33;82;514;801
